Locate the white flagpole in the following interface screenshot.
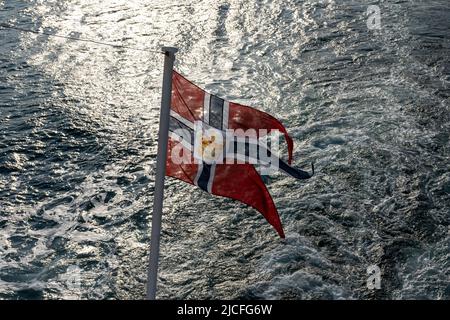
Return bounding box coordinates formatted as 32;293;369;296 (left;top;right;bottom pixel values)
146;46;178;300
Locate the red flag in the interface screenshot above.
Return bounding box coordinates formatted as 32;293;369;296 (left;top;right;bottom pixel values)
166;71;313;238
171;71;294;164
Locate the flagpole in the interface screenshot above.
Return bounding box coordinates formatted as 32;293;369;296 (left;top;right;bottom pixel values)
146;46;178;300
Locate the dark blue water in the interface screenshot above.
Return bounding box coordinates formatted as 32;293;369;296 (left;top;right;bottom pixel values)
0;0;449;299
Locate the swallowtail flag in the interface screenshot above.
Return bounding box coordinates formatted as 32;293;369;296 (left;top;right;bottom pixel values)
166;71;314;238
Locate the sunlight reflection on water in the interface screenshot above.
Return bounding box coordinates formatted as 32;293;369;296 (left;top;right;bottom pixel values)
0;0;449;300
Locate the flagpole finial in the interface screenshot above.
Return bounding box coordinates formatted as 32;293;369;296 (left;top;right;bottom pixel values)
162;46;178;54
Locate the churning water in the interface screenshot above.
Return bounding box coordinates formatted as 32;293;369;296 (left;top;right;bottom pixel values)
0;0;449;299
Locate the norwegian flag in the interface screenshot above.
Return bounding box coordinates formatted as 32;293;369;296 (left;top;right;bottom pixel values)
166;71;313;238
